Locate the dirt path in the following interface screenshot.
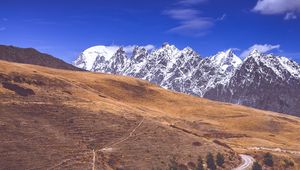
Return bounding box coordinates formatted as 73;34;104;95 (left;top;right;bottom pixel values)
233;154;255;170
99;117;144;151
92;149;96;170
48;117;144;170
46;151;92;170
0;101;54;105
248;146;300;155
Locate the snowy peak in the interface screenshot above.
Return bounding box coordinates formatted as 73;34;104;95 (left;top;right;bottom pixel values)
74;45;119;70
105;47;129;74
243;51;300;80
210;49;242;70
181;47;200;58
249;49;261;56
243;49;263;63
210;49;243;76
193;49;242;92
132;46;148;62
155;43;180;56
277;56;300;78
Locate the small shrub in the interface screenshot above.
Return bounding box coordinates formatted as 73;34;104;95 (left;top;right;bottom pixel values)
206;153;216;170
252;162;262;170
263;152;274;167
216;153;225;167
187;162;196;169
195;156;204;170
168;157;179;170
283;159;294;168
192;141;202;146
178;164;188;170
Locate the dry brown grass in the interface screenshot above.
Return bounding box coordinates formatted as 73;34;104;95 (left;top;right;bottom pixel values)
1;60;300;169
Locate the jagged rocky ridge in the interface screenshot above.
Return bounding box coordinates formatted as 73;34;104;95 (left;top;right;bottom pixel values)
73;43;300;116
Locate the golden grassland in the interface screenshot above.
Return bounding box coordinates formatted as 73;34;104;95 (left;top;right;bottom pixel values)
0;60;300;169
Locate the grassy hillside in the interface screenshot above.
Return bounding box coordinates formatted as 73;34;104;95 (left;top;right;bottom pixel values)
0;45;82;71
0;60;299;169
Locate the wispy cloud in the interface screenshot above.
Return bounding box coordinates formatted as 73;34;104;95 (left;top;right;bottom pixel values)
163;0;223;37
123;44;155;54
99;44;155;56
253;0;300;20
142;44;156;51
164;8;214;37
23;18;57;25
217;14;227;21
0;27;6;31
241;44;281;58
284;12;297;20
2;18;8;22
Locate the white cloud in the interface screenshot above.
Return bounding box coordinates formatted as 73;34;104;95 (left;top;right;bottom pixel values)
240;44;280;58
164;9;199;20
284;12;297;20
143;44;156;51
122;44;155;55
163;0;215;37
164;9;213;37
253;0;300;19
178;0;207;6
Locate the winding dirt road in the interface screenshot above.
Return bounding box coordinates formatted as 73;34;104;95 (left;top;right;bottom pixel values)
233;154;255;170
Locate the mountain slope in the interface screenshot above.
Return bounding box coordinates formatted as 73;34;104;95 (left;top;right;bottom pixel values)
205;50;300;116
1;60;300;169
74;44;300;116
0;45;82;71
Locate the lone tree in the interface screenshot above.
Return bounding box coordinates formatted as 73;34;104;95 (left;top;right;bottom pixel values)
216;153;225;167
206;152;216;170
263;152;274;167
252;162;262;170
195;156;204;170
168;156;179;170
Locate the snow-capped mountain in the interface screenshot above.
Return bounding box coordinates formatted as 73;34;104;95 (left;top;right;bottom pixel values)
74;45;119;71
73;43;300;116
205;50;300;116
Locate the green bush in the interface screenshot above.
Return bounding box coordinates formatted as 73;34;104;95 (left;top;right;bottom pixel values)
216;153;225;167
206;153;216;170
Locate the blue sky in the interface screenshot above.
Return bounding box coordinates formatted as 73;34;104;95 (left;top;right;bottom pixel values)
0;0;300;63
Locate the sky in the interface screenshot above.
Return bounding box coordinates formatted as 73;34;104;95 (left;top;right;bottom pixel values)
0;0;300;63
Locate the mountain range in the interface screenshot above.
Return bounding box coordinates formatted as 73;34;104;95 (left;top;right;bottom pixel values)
74;43;300;117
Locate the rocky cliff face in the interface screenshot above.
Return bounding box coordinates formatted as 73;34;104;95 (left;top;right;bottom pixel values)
205;50;300;116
